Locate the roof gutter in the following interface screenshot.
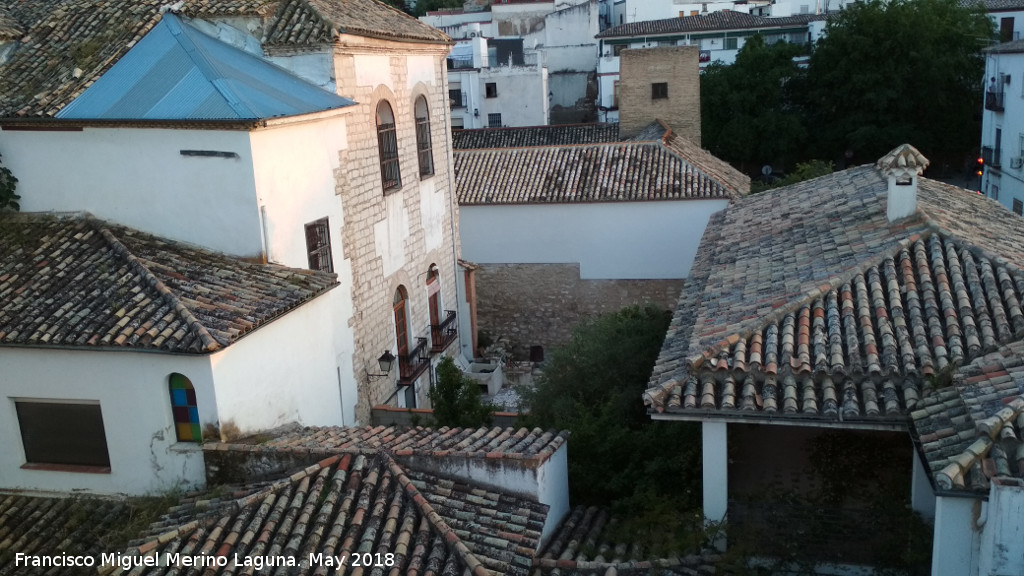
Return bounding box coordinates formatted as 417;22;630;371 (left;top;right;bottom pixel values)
0;117;263;131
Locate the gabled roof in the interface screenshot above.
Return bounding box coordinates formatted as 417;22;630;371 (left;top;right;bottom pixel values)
453;123;622;149
264;0;450;46
645;145;1024;425
254;425;569;462
914;340;1024;493
57;14;353;120
596;11;826;39
534;505;720;575
985;38;1024;54
0;0;444;118
454;121;749;205
102;452;547;576
0;213;337;354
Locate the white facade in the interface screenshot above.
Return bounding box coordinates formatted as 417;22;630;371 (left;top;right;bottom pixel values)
449;38;550;129
459;199;728;279
623;0;754;22
981;47;1024;215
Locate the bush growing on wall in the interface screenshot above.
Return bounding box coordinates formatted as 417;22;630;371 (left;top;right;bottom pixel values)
429;356;494;428
0;153;18;212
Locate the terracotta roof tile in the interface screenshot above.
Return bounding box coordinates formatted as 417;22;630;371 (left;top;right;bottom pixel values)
452;123;622;149
264;0;449;46
646;145;1024;424
533;505;720;575
0;213;337;353
240;425;569;462
596;11;826;39
0;4;21;41
103;453;547;576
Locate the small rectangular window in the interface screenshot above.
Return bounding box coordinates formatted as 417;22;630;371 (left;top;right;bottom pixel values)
613;80;620;108
652;82;668;99
724;37;738;50
17;401;110;469
305;218;333;273
1015;199;1023;215
488;113;502;128
485;82;498;98
612;44;625;56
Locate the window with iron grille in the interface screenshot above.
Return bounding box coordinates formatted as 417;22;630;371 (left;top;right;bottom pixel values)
376;101;402;192
652;82;668;99
488;113;502;128
305;218;333;273
414;96;434;177
16;401;111;468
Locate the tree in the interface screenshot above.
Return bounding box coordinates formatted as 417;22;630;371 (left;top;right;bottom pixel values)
521;305;702;527
806;0;993;168
701;35;809;173
0;153;18;212
413;0;464;16
429;356;494;428
752;159;834;192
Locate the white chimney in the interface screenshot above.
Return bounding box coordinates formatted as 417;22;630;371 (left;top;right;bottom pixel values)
877;144;929;222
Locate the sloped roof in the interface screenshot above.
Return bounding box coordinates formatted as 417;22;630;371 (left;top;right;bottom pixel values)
254;425;569;462
452;123;622;149
914;340;1024;493
0;213;337;354
596;11;826;39
101;453;547;576
0;493;134;576
57;14;353;120
264;0;449;46
986;38;1024;54
533;505;720;575
961;0;1024;12
645;145;1024;425
0;4;21;41
0;0;443;118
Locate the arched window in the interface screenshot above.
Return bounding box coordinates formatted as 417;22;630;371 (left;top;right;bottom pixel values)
414;96;434;177
169;373;201;442
394;286;409;358
376;101;401;192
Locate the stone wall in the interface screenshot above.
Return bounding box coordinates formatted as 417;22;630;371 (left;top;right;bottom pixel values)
331;35;462;421
618;46;700;143
473;263;684;353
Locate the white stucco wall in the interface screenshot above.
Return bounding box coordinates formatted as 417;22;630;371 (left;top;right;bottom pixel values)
982;50;1024;212
0;127;263;257
209;290;352;433
933;496;982;576
477;65;550;127
460;200;728;279
0;348;215;495
535;443;570;546
979;480;1024;576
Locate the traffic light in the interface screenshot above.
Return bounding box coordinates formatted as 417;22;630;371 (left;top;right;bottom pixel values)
976;156;985;177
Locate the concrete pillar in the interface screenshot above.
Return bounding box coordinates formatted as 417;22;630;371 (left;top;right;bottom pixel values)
932;496;981;576
911;453;936;520
702;421;728;550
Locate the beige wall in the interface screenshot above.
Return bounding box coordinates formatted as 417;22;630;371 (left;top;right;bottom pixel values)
618;46;701;143
331;35;462;421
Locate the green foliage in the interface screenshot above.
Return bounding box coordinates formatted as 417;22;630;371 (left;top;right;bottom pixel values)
413;0;464;16
521;304;703;548
805;0;992;167
0;153;19;212
752;159;834;192
429;356;494;428
701;35;809;173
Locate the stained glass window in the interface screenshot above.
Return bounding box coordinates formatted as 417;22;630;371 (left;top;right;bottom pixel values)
169;373;201;442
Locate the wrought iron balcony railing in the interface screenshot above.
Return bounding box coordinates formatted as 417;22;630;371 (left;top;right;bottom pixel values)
430;310;458;354
398;337;430;386
986;90;1005;112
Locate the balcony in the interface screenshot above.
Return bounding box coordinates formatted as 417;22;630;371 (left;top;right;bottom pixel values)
986;90;1005;112
430;310;458;353
397;337;430;386
983;145;1002;169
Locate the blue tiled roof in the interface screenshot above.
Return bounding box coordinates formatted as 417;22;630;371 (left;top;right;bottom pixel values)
57;14;354;121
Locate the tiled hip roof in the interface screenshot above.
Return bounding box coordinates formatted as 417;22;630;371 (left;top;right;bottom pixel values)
452;124;623;149
0;214;337;353
105;453;547;576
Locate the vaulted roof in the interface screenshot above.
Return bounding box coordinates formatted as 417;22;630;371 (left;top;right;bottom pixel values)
57;14;354;120
0;213;337;354
645;145;1024;426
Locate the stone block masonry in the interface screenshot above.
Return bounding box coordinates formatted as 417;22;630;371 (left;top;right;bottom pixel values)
474;263;684;353
618;46;700;144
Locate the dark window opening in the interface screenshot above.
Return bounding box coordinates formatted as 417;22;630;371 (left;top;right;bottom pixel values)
376;101;402;192
1014;199;1022;215
17;402;111;468
652;82;669;99
415;96;434;177
304;218;333;273
485;83;498;98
